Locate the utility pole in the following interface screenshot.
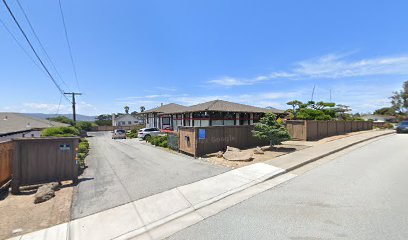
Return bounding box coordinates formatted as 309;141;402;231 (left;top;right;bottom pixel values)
64;92;82;123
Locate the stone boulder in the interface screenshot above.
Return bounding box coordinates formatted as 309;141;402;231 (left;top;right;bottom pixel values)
226;146;241;152
34;182;59;204
223;150;253;161
253;146;264;154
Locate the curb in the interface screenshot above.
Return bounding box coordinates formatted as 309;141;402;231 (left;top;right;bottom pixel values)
123;131;395;240
284;131;394;173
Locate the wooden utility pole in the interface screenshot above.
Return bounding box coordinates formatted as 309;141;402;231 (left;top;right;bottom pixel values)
64;92;82;123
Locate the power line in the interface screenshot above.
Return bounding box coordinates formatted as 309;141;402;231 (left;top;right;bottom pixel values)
0;16;44;74
1;0;70;102
15;0;71;92
58;0;80;91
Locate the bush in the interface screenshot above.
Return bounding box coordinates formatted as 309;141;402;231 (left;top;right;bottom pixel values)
147;135;168;147
78;142;89;154
41;126;80;137
126;126;144;138
77;138;90;169
382;123;394;129
76;121;92;131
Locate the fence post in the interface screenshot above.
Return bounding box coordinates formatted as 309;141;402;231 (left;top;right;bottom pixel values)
11;141;20;194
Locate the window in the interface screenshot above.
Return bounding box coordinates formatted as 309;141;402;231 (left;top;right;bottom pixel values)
31;134;35;137
128;121;132;125
134;121;137;123
162;117;170;125
22;134;25;137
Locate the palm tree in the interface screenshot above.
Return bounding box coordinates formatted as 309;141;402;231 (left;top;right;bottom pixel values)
124;106;130;114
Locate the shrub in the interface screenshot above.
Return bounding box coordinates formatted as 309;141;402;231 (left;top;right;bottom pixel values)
126;126;144;138
41;126;80;137
159;140;168;148
76;121;92;131
382;123;394;129
147;135;168;147
78;142;89;154
252;113;291;147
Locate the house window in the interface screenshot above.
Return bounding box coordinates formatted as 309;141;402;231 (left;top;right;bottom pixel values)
128;121;132;125
162;117;170;125
22;134;25;137
31;134;35;137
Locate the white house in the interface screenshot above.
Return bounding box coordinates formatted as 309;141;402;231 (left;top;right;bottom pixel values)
112;114;143;127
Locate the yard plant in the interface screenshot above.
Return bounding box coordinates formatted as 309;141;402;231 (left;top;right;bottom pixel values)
147;135;168;148
41;126;80;137
252;113;291;148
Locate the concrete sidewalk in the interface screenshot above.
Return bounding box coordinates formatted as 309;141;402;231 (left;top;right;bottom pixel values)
9;130;394;240
9;163;285;240
267;129;394;171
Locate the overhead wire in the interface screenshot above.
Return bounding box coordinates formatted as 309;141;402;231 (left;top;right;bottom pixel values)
15;0;72;92
1;0;71;103
58;0;80;91
0;16;45;74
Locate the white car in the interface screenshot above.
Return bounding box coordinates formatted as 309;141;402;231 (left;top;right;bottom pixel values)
138;128;161;140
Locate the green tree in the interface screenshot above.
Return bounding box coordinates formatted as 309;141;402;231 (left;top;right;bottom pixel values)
94;114;112;126
286;100;303;119
373;107;396;116
140;106;145;112
390;81;408;114
252;113;291;147
76;121;92;131
124;106;130;114
47;116;74;125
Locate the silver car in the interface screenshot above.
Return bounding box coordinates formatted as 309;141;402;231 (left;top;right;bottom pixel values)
112;129;126;139
138;128;161;140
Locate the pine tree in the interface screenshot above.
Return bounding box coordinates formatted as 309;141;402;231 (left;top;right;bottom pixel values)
252;113;291;147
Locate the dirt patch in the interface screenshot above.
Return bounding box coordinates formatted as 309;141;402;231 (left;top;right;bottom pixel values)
0;181;73;239
203;144;309;169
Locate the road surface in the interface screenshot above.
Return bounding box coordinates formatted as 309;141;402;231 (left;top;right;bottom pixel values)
71;132;227;219
168;134;408;240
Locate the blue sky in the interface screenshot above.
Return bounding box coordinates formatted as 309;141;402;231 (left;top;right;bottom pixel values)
1;0;408;115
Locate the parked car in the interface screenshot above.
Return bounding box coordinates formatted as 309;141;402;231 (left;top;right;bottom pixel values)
396;121;408;133
138;128;161;140
112;129;126;139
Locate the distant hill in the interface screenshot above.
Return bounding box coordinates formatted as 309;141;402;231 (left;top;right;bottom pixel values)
22;113;97;122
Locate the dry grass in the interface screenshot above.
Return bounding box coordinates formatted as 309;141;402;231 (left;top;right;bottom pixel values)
203;144;309;169
0;181;73;239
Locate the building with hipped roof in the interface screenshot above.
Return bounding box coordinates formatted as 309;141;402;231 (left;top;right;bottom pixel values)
140;100;285;130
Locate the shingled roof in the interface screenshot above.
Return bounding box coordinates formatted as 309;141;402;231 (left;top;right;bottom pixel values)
168;100;284;114
0;112;69;135
142;103;188;114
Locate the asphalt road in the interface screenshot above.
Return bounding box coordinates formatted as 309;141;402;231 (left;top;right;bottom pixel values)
71;132;227;219
168;134;408;240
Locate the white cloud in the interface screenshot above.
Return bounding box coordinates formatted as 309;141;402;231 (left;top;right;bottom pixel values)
20;102;97;115
208;53;408;86
208;77;255;87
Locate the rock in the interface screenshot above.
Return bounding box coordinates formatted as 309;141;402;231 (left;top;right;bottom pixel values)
223;151;253;161
253;146;264;154
261;146;272;151
48;182;60;191
226;146;240;152
206;151;224;158
34;183;58;204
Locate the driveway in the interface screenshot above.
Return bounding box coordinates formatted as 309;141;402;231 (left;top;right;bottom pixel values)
71;132;228;219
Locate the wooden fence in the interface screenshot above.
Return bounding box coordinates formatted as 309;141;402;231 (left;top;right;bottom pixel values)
0;140;14;187
178;125;268;157
11;137;79;193
90;125;143;131
286;120;373;141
